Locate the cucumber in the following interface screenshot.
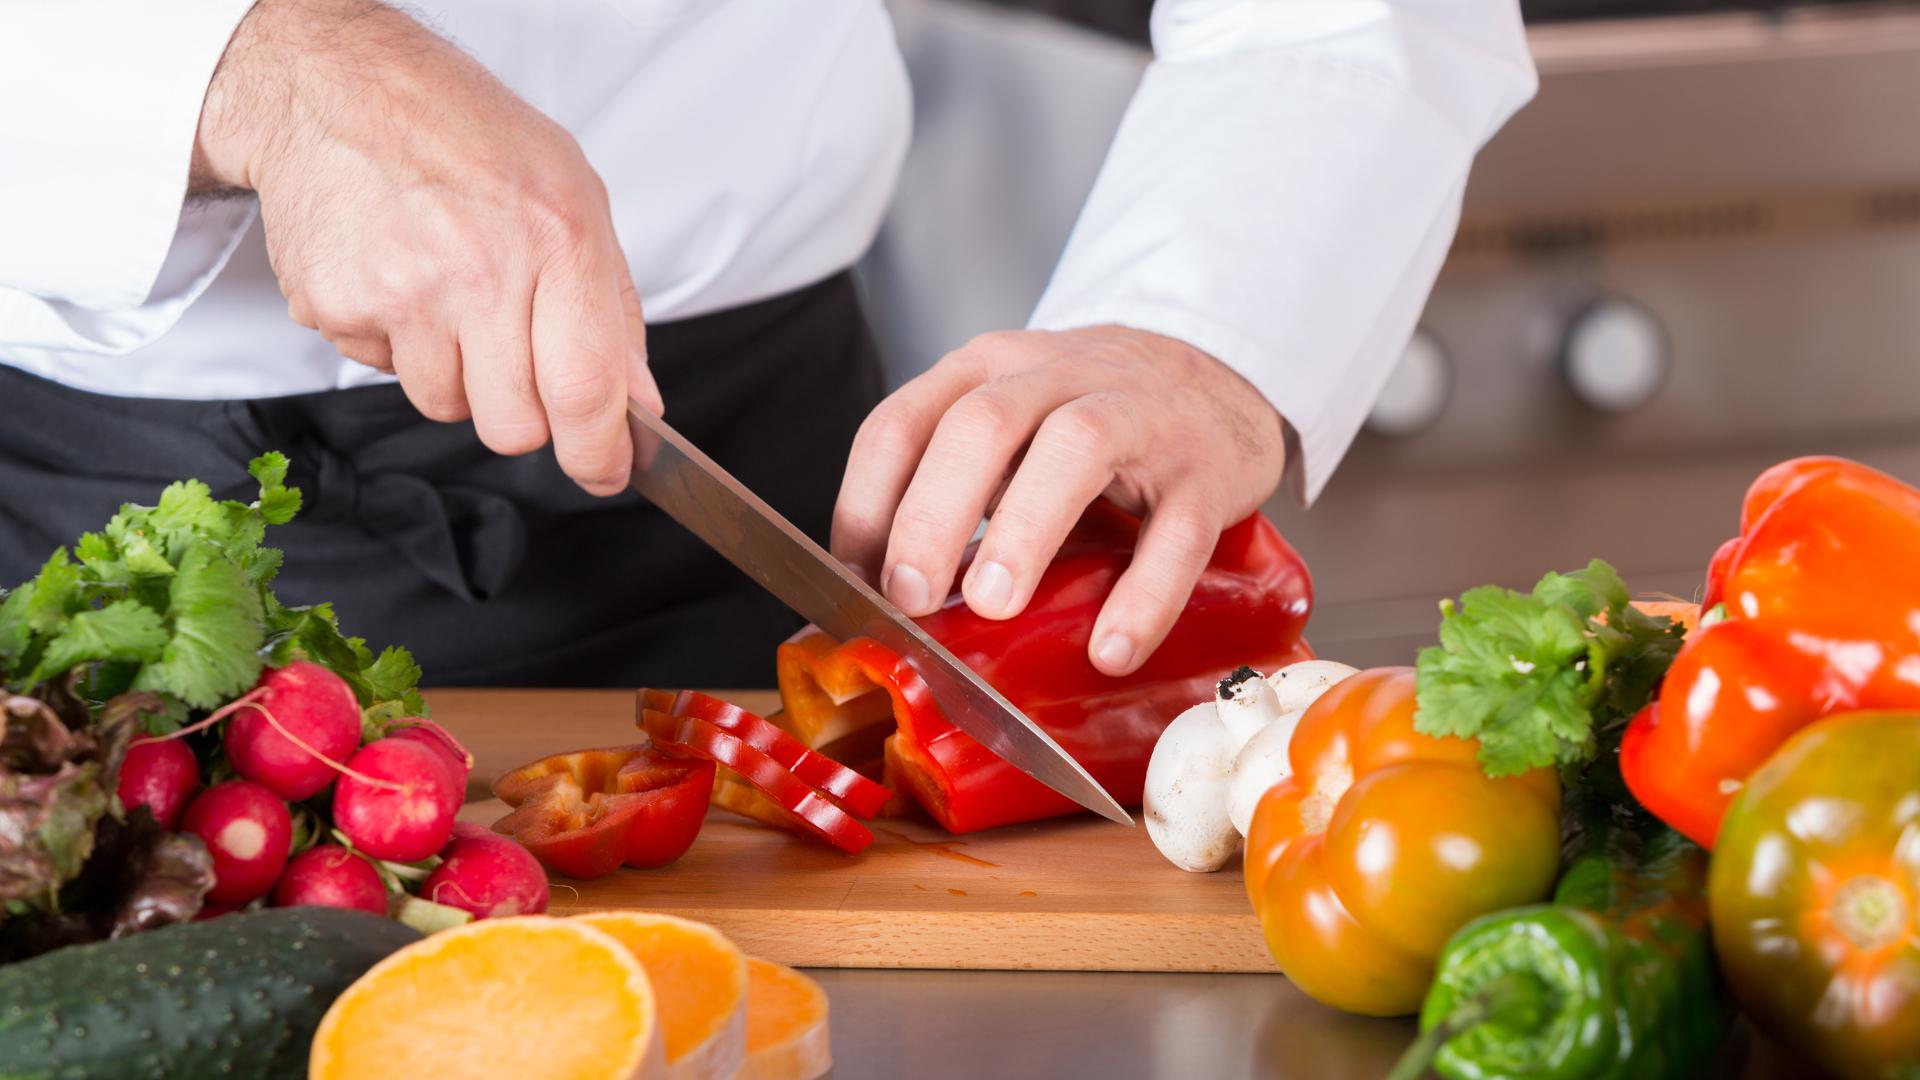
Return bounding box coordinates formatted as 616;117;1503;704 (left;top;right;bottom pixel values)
0;907;419;1079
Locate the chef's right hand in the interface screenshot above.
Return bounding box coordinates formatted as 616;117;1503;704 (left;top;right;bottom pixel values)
190;0;661;495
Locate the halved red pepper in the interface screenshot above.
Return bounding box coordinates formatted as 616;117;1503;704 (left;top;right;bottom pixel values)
779;500;1315;833
640;709;874;855
638;689;892;818
490;745;714;879
1623;455;1920;847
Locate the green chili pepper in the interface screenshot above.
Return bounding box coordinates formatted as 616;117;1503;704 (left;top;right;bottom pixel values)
1386;808;1729;1080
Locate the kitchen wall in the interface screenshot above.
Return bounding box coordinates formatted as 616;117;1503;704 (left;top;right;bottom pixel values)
860;0;1920;666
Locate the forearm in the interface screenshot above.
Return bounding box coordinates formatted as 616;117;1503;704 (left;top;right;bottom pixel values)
191;0;431;196
1032;0;1538;504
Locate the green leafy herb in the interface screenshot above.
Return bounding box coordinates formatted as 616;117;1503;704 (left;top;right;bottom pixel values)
0;452;419;720
1415;559;1686;779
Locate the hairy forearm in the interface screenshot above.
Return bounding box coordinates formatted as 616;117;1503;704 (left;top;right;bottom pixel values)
189;0;408;195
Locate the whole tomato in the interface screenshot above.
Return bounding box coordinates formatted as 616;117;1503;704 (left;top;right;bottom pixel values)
1243;667;1561;1016
1710;710;1920;1080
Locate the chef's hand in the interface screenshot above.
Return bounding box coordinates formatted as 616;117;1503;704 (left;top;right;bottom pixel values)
190;0;661;495
832;326;1287;676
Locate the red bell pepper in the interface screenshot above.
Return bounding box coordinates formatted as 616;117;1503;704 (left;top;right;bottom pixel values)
490;745;714;879
1622;455;1920;848
778;500;1314;833
637;689;892;818
640;708;875;854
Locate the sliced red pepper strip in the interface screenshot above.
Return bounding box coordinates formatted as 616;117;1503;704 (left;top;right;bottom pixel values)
638;689;892;819
491;744;714;878
642;709;873;855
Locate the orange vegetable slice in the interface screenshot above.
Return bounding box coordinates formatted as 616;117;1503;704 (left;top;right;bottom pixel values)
577;912;748;1080
309;917;662;1080
743;958;832;1080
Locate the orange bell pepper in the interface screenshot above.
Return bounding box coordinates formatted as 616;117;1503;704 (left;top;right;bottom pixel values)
1623;456;1920;848
1243;667;1561;1016
777;500;1314;833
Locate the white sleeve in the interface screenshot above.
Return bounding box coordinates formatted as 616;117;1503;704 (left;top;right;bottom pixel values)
0;0;260;356
1028;0;1537;504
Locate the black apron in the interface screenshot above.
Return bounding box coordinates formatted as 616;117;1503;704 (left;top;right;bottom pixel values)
0;272;883;688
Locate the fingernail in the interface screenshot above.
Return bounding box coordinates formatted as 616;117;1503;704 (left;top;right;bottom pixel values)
1095;633;1134;673
884;563;931;614
968;559;1014;616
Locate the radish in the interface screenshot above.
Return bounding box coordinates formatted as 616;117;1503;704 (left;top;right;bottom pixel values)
331;738;457;861
181;781;293;906
272;845;388;915
117;738;201;830
421;831;550;919
387;720;473;817
224;661;363;801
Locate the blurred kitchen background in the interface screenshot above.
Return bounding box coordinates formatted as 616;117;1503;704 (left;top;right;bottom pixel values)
857;0;1920;667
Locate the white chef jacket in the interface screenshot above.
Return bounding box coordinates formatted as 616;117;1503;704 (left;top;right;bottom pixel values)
0;0;1535;504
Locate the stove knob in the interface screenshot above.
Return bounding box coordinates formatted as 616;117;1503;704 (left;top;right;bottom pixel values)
1366;328;1450;438
1561;297;1668;413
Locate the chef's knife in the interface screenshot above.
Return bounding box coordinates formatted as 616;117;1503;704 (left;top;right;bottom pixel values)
625;400;1132;826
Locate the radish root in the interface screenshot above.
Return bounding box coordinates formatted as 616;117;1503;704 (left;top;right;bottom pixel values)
242;701;406;793
140;688;269;744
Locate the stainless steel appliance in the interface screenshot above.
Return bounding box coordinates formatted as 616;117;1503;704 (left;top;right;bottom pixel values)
1295;3;1920;666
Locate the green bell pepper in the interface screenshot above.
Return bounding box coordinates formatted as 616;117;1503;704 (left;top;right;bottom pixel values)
1388;810;1729;1080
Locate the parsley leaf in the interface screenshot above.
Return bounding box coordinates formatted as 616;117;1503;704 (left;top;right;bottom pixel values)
27;600;170;686
1415;559;1686;778
131;545;266;709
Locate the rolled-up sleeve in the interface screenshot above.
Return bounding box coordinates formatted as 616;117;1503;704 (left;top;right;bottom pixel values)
0;0;260;354
1029;0;1536;503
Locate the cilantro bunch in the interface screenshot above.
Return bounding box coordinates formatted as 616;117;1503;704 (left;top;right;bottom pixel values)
1414;559;1685;781
0;454;423;726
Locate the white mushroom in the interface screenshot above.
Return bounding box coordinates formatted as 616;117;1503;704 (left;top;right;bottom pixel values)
1265;660;1362;714
1142;701;1245;872
1225;661;1360;836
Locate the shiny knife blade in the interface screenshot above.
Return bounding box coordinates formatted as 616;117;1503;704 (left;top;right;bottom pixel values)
626;400;1132;826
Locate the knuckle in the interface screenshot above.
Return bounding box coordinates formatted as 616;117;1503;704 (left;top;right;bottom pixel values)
476;415;550;456
1155;508;1220;564
1044;399;1119;459
411;393;469;424
538;361;617;423
941;390;1016;445
891;501;952;547
985;500;1051;545
526;193;590;251
856;403;921;457
964;329;1024;356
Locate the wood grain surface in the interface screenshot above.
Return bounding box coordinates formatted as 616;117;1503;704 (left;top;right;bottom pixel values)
430;688;1277;973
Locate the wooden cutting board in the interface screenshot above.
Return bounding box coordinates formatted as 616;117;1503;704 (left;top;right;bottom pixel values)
432;688;1276;973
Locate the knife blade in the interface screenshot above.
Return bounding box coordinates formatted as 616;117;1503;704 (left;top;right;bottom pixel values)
625;400;1132;826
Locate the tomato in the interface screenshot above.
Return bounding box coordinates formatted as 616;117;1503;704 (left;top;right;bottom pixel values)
1243;667;1561;1016
1709;711;1920;1080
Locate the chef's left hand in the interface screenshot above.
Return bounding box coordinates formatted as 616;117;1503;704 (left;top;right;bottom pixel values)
832;326;1286;676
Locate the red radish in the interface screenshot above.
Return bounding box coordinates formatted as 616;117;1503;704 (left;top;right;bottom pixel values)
272;845;388;915
117;738;200;829
449;820;492;841
421;831;550;919
331;738;457;861
224;661;363;801
181;781;293;906
387;720;472;817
